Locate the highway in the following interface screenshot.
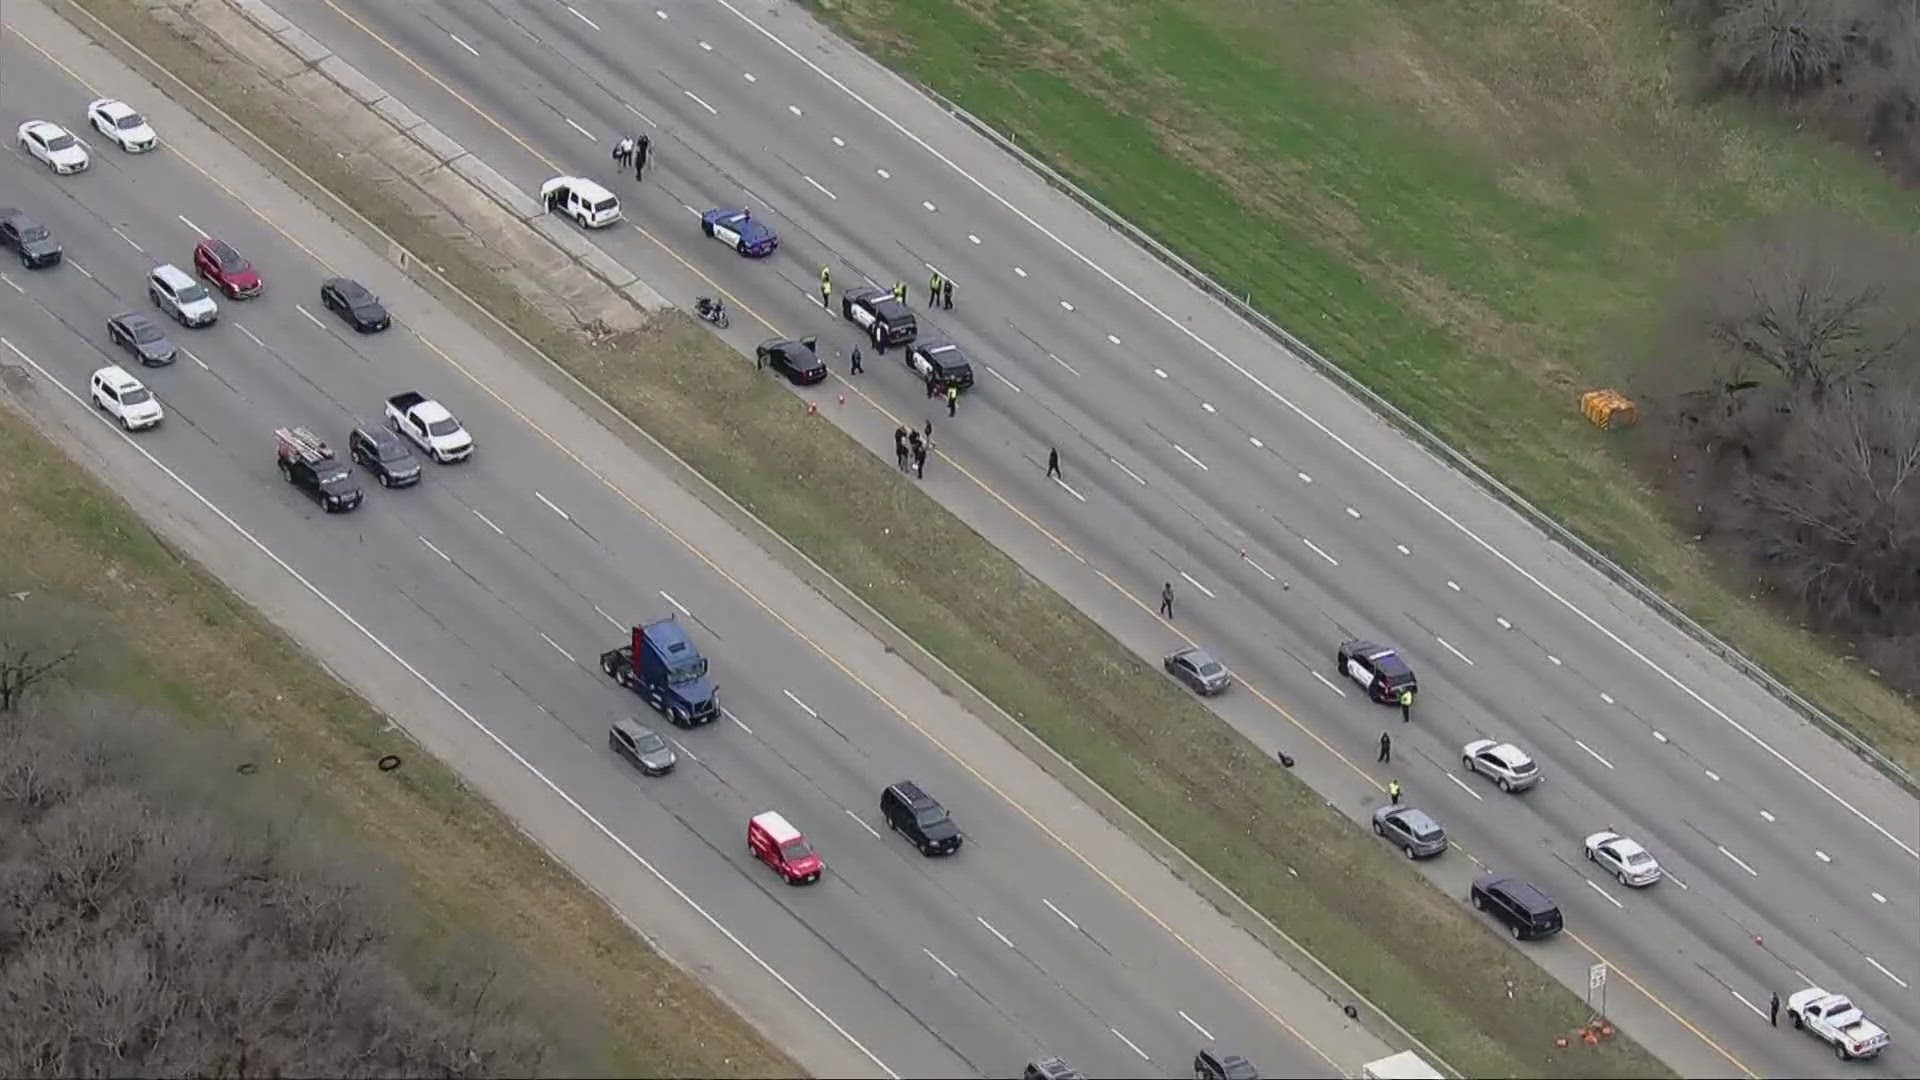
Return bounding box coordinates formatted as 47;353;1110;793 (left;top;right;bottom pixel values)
0;14;1364;1079
262;0;1920;1075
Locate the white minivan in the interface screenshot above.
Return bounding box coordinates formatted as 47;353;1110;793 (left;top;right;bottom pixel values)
91;364;164;430
540;176;622;229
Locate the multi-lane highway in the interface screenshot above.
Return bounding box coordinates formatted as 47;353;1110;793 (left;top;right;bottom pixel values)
256;0;1920;1075
0;10;1380;1078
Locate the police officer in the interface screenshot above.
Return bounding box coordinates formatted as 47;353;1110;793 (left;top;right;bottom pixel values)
892;281;907;305
634;134;651;179
820;266;832;310
894;426;909;472
1769;991;1781;1027
942;276;954;311
1378;731;1392;763
1046;447;1061;479
1399;687;1414;722
946;383;958;418
849;345;864;375
912;440;927;479
928;270;943;307
1388;779;1402;805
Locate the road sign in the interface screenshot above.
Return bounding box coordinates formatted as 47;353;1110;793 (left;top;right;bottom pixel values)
1589;962;1608;990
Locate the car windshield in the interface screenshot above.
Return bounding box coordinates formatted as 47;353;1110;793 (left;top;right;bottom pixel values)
1508;758;1537;774
1624;849;1653;866
44;132;76;151
425;418;460;437
914;806;949;828
376;442;412;463
118;386;153;405
317;464;352;485
130;322;164;343
19;224;48;241
779;838;814;861
634;732;667;753
116;113;146;130
175;282;211;304
1196;660;1224;676
666;658;708;685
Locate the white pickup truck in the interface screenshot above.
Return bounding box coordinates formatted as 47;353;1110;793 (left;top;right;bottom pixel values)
385;391;473;464
1788;987;1890;1061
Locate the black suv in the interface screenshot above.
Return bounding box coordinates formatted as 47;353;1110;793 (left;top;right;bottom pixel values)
1470;873;1563;940
349;423;422;487
276;427;364;513
1194;1047;1260;1080
905;338;974;391
0;209;61;268
880;780;962;856
841;285;917;348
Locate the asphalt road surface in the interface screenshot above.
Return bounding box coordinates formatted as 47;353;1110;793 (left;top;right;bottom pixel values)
268;0;1920;1075
0;13;1372;1079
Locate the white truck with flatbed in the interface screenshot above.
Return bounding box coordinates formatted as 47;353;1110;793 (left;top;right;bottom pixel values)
1788;987;1891;1061
385;390;473;464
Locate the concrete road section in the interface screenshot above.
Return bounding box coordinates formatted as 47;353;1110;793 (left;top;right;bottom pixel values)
252;0;1920;1075
0;7;1380;1078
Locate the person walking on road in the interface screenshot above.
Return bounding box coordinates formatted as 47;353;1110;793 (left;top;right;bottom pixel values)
1159;581;1174;619
942;276;954;311
912;441;927;479
849;345;864;375
612;136;634;169
1399;687;1414;722
1046;447;1061;479
819;266;832;310
923;419;935;449
634;134;651;180
1378;732;1392;764
946;383;959;418
894;427;909;472
1769;991;1781;1027
1387;779;1402;805
928;271;943;307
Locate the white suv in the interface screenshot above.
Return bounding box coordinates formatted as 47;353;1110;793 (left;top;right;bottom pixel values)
91;365;163;430
148;263;218;327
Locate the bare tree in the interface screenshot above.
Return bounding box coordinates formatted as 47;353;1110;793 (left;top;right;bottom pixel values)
1707;0;1873;90
0;598;85;714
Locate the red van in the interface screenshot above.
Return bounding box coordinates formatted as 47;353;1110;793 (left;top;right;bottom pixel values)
748;811;823;885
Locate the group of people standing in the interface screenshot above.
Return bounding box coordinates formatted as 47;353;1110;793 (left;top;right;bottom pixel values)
893;424;933;479
611;134;651;179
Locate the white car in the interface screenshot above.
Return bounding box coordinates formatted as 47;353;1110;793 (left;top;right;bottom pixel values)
1461;739;1542;792
90;365;164;431
17;120;90;174
1787;987;1890;1060
87;98;157;152
1583;830;1662;887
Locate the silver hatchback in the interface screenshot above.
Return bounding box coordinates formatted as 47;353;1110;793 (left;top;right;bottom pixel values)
1372;805;1448;859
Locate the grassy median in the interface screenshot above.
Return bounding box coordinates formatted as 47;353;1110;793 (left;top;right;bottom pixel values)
61;0;1677;1074
0;406;797;1076
799;0;1920;772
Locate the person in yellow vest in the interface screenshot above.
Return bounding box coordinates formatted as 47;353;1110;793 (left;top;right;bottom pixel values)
928;270;943;307
1399;687;1414;722
819;265;832;309
892;281;907;305
1387;779;1402;805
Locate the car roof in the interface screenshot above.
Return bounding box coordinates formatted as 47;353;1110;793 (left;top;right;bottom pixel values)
1605;836;1647;857
1487;742;1531;764
1476;873;1556;910
918;339;964;356
565;177;617;201
112;311;157;329
92;364;141;389
93;98;134;114
1385;806;1442;833
612;716;654;739
200;237;243;256
23;120;63;135
888;780;936;807
353;422;402;444
151;263;195;284
751;810;802;843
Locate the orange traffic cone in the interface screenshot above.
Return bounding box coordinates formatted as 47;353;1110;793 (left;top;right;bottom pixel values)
806;400;818;415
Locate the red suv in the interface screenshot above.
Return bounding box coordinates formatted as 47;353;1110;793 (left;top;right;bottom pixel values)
193;237;262;299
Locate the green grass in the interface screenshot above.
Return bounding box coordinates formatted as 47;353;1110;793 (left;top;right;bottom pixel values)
0;406;798;1075
799;0;1920;772
57;0;1683;1073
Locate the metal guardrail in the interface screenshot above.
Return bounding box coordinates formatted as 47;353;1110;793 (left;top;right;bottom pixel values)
922;89;1918;797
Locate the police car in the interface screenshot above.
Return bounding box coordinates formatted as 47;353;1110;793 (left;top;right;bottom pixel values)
1336;639;1418;704
905;338;974;390
700;207;778;257
841;285;917;348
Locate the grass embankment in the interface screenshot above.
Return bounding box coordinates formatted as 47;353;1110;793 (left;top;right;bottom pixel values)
0;409;797;1078
62;0;1675;1073
801;0;1920;771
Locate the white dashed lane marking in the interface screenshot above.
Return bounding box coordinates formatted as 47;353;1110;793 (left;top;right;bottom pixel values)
1060;299;1075;311
1111;1028;1150;1062
1302;537;1339;567
235;324;266;348
1311;671;1345;697
448;31;479;56
1446;580;1461;592
566;4;600;31
803;175;837;200
111;226;143;253
534;491;572;521
1718;844;1759;877
1297;471;1311;484
564;117;595;141
789;104;803;117
1585;879;1625;909
295;304;326;329
922;200;937;212
659;589;691;616
1178;571;1216;599
1345;506;1361;519
1242;554;1276;581
983;364;1022;393
723;707;753;735
1052;476;1086;502
1434;637;1474;666
977;916;1015;949
1816;850;1831;863
1200;402;1215;414
744;72;758;83
1042;899;1079;930
1760;810;1776;823
1111;457;1146;485
1601;692;1616;705
539;632;578;665
177;214;206;236
699;40;713;51
472;508;504;535
1013;265;1027;277
1575;740;1613;769
1396;544;1411;556
1867;958;1908;988
1180;1011;1215;1042
1173;445;1209;471
845;810;880;839
1496;617;1512;629
593;604;623;629
783;689;820;719
877;168;891;179
1548;654;1563;665
831;135;844;147
684;90;717;115
1448;773;1485;801
968;233;981;244
1049;353;1080;377
1152;368;1168;379
923;949;959;978
417;536;451;563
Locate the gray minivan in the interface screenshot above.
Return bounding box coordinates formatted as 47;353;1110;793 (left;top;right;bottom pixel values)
1371;805;1448;859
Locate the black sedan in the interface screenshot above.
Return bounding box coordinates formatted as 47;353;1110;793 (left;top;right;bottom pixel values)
320;277;390;332
1164;646;1232;695
756;335;827;385
107;311;176;366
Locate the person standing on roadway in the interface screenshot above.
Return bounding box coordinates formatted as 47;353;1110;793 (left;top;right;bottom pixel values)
635;135;651;179
1387;779;1402;805
820;266;832;309
1378;732;1392;763
849;345;863;375
1046;447;1061;479
894;427;909;472
912;440;927;479
928;271;943;307
1399;687;1414;722
946;383;959;418
1159;581;1174;619
1769;991;1780;1027
612;135;634;169
943;276;954;310
893;281;908;305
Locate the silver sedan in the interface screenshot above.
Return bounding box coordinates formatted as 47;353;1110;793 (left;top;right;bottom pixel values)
1585;830;1663;887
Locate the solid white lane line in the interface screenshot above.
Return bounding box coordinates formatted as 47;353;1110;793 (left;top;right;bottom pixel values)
448;31;479;56
295;303;326;329
684;89;717;115
923;948;959;978
1718;845;1759;877
1052;476;1086;502
1575;740;1614;770
722;707;753;735
236;324;266;348
1179;571;1215;599
1585;879;1625;909
534;491;572;521
1302;537;1339;567
472;508;505;534
1867;958;1908;988
177;214;206;236
803;176;837;200
593;604;623;629
539;632;577;665
846;810;881;839
0;337;898;1080
783;689;820;719
1111;457;1146;485
1447;773;1485;801
1173;445;1209;471
112;226;143;253
1042;898;1080;930
1180;1010;1215;1042
659;589;691;615
1111;1028;1150;1062
564;117;596;141
1435;637;1474;665
977;916;1015;949
1311;671;1346;697
418;536;451;562
566;5;600;31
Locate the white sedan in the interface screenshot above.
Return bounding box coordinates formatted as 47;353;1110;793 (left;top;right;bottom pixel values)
1584;830;1663;887
17;120;90;174
87;98;157;152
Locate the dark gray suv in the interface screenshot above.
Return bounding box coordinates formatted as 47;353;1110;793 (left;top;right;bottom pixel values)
349;423;422;488
880;780;961;856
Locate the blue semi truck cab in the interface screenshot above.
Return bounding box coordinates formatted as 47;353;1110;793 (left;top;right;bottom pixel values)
598;617;719;727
